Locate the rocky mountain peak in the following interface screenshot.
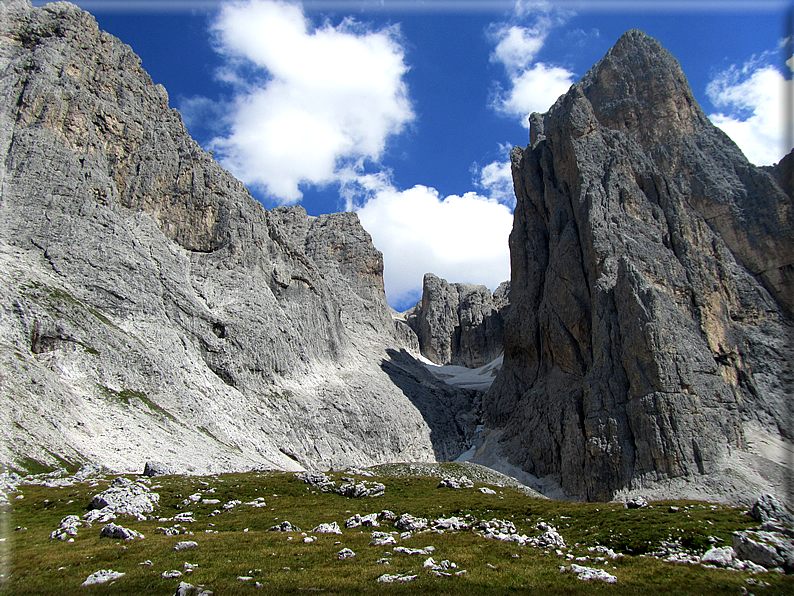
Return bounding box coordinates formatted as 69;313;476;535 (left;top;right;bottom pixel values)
571;29;704;148
484;30;793;502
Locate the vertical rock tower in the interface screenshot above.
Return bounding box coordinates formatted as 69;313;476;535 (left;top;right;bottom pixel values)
485;30;793;502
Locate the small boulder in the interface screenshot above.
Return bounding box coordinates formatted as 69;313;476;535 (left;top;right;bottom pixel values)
267;521;301;532
701;546;736;567
370;531;397;546
394;513;428;532
561;564;617;583
376;573;418;583
142;461;175;477
312;522;342;534
337;548;356;560
100;523;143;540
50;515;82;540
81;569;125;586
625;497;648;509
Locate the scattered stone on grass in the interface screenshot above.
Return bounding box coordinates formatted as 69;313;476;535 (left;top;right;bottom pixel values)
88;477;160;519
174;580;214;596
335;481;386;498
312;522;342;534
337;548;356;559
100;522;144;540
174;541;198;551
588;546;623;560
394;545;435;555
163;570;183;578
479;487;497;495
561;564;618;583
370;531;397;546
432;516;472;531
527;522;566;549
50;515;83;540
394;513;428;532
268;521;301;532
424;557;462;576
81;569;125;586
474;518;526;543
377;573;418;583
294;472;385;497
438;476;474;489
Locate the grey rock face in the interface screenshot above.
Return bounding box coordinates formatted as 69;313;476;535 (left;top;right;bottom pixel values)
751;494;794;525
404;273;509;368
0;1;474;474
733;530;794;571
484;29;794;501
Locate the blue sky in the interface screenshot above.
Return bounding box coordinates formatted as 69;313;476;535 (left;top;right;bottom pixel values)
34;0;793;311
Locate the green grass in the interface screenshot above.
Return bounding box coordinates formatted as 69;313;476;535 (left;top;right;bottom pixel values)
3;467;792;595
96;386;177;423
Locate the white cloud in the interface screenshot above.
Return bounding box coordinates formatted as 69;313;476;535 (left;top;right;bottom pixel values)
491;24;548;72
488;10;575;126
472;143;516;208
492;62;574;124
349;174;513;310
706;61;791;166
207;0;414;203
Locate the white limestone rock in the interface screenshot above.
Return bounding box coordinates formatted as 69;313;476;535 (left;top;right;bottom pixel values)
81;569;125;586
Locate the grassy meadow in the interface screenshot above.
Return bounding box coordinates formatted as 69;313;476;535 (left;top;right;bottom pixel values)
2;464;792;595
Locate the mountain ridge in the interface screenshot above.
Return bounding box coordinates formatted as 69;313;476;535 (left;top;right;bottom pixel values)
0;0;477;475
1;3;791;508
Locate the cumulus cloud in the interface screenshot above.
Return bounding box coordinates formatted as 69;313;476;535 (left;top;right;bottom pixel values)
472;143;516;208
706;59;791;166
492;62;575;122
488;9;575;126
348;174;513;310
207;0;414;203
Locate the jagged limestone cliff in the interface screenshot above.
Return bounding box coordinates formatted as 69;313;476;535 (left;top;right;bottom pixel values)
482;30;794;503
403;273;509;368
0;0;478;474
